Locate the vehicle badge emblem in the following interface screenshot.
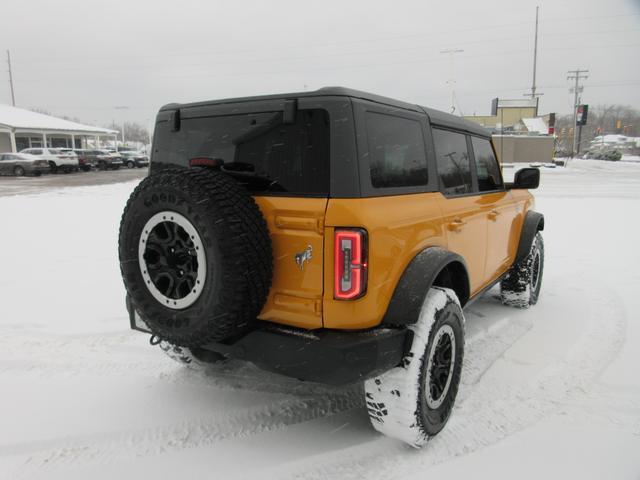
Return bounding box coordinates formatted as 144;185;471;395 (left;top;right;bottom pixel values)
295;245;313;271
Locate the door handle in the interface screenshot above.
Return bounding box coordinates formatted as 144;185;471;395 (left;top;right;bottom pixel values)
488;209;500;221
448;218;466;232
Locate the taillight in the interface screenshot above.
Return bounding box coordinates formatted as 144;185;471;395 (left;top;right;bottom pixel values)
189;157;222;168
334;229;368;300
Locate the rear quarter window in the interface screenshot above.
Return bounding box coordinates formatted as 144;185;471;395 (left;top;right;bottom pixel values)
365;112;428;188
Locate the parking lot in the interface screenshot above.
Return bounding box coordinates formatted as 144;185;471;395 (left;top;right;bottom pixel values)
0;168;147;197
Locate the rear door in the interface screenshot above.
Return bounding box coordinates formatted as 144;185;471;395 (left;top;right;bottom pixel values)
154;100;332;329
432;127;488;295
254;197;327;329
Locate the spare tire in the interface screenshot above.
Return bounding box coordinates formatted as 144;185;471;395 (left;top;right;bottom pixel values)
118;168;273;346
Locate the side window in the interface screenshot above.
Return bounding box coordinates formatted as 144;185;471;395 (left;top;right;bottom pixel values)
31;149;42;155
365;112;428;188
432;128;473;195
472;137;503;191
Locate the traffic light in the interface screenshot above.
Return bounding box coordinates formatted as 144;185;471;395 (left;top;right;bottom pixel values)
576;105;589;126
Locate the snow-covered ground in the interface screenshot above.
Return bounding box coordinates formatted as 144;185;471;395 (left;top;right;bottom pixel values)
1;160;639;479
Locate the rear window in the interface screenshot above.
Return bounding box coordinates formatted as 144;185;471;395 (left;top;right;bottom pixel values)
154;109;330;195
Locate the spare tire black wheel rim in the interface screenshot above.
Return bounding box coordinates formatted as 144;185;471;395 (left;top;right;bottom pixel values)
425;324;456;409
138;211;207;309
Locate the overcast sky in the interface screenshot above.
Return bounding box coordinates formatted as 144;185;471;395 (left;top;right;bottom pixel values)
1;0;639;129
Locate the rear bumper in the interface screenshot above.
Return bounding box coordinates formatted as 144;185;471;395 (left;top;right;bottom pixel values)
126;295;408;385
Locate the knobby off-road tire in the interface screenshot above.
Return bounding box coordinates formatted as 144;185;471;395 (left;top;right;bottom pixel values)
158;340;226;370
119;168;273;347
364;287;465;447
500;232;544;308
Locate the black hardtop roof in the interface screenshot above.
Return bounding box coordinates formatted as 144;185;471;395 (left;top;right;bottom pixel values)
162;87;490;137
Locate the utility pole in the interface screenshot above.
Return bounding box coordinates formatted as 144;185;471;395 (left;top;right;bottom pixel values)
567;68;589;157
440;48;464;114
6;50;16;106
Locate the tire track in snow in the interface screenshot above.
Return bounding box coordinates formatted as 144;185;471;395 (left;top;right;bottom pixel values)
0;298;535;477
281;289;627;480
3;387;362;476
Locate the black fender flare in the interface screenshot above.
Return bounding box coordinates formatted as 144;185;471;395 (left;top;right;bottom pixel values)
514;211;545;264
382;247;470;326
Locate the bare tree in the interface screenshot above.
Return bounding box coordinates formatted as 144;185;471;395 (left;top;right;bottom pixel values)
106;121;151;144
555;104;639;152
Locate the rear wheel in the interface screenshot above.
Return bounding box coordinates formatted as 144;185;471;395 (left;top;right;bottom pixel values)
364;287;465;447
48;161;58;174
126;161;135;169
13;166;25;177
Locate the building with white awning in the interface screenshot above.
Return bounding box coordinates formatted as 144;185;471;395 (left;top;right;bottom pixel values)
0;104;118;152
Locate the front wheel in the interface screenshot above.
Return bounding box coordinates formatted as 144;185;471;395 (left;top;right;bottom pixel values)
500;232;544;308
126;161;135;169
13;166;25;176
364;287;465;447
48;161;58;174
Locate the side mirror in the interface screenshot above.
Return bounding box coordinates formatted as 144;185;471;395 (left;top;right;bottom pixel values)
508;167;540;190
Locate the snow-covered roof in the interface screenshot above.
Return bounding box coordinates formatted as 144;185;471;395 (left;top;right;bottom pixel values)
521;117;548;134
0;104;117;135
497;99;538;108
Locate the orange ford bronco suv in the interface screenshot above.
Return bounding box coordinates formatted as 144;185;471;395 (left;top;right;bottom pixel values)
119;87;544;447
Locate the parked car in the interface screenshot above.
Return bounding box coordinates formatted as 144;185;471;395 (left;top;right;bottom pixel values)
72;149;96;171
120;151;150;168
119;87;544;447
20;147;79;173
106;151;124;170
0;152;51;176
81;150;123;170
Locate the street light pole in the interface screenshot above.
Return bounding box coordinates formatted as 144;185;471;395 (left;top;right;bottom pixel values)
6;50;16;106
114;106;129;149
